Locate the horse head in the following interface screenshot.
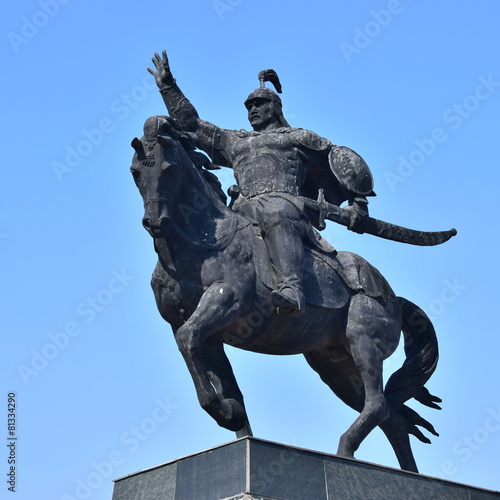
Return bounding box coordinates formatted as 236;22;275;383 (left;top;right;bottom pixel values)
130;115;186;238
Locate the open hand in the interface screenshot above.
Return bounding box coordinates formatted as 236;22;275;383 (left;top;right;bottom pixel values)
147;50;174;88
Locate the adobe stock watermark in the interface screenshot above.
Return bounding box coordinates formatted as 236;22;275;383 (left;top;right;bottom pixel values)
17;268;134;385
213;0;243;21
227;296;276;346
251;446;297;492
422;277;468;322
52;74;157;182
431;406;500;481
385;74;500;191
176;186;215;226
339;0;406;63
7;0;71;54
61;395;179;500
383;276;467;373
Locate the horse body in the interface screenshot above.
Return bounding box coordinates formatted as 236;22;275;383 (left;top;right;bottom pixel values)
130;116;440;472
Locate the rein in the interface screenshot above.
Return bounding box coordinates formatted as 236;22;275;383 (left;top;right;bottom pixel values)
144;197;170;206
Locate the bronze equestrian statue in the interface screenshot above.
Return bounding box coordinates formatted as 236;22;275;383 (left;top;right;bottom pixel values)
129;50;456;472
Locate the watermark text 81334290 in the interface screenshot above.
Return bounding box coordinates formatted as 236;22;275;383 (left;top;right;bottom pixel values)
7;392;17;493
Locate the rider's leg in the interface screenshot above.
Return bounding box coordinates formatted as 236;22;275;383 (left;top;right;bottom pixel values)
257;197;306;315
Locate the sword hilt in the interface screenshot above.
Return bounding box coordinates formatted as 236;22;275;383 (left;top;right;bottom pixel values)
316;188;327;230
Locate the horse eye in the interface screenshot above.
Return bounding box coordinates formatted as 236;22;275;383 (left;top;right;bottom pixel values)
131;168;141;183
158;135;174;148
164;164;177;176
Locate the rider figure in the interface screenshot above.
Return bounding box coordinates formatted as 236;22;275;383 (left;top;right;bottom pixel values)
148;51;375;316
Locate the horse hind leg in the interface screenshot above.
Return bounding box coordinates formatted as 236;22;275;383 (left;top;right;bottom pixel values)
378;408;418;472
336;295;395;459
305;347;387;459
304;349;365;415
305;320;418;472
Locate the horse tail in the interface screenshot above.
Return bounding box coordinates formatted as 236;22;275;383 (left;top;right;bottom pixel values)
384;296;442;443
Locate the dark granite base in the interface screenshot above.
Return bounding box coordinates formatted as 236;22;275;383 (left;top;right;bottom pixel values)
112;437;499;500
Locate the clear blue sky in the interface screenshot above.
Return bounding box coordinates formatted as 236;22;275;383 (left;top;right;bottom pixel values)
2;1;500;498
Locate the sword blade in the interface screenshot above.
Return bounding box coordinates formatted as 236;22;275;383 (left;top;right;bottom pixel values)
361;216;457;246
303;197;457;246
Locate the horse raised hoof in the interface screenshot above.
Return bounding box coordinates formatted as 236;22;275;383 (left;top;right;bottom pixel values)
218;398;250;432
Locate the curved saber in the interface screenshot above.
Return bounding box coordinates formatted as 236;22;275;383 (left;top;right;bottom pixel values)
360;217;457;246
303;190;457;247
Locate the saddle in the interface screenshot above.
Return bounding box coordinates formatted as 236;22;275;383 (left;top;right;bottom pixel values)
248;224;394;310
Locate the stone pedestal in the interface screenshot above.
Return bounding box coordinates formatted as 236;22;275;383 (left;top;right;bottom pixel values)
112;437;499;500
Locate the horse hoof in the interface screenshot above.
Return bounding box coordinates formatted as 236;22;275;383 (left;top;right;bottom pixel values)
337;434;357;459
235;424;253;439
220;398;248;431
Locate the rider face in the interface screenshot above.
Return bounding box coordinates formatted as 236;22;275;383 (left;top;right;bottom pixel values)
246;97;277;131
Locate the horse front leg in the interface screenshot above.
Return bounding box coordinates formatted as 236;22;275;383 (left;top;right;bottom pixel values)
175;281;248;432
204;340;253;438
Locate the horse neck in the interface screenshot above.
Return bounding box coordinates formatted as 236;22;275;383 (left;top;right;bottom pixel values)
168;150;234;250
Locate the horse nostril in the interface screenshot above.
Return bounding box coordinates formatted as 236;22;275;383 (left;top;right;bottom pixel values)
142;217;152;229
159;216;171;227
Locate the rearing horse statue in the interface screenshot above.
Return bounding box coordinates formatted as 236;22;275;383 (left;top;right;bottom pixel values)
130;115;442;473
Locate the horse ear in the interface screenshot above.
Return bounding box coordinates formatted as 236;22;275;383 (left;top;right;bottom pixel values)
157;135;174;147
131;137;142;151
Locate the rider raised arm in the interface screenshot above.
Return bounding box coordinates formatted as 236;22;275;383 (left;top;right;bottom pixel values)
148;51;200;131
148;51;236;168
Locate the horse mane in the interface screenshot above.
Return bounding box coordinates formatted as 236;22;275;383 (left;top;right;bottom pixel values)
163;119;232;213
146;116;235;226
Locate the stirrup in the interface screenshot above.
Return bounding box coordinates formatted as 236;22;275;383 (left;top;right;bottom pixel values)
271;287;305;317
